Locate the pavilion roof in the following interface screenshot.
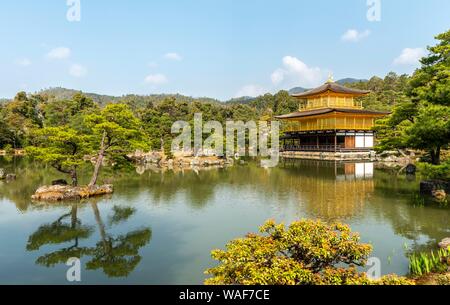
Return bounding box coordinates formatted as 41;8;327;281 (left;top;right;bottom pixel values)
275;108;390;120
291;82;370;98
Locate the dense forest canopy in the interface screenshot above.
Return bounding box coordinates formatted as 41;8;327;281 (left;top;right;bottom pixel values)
0;72;413;151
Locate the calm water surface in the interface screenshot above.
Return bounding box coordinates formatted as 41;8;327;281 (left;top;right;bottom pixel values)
0;157;449;284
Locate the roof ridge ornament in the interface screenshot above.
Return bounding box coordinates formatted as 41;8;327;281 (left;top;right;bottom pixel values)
327;73;334;83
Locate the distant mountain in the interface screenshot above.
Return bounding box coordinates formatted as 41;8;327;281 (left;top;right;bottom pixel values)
336;78;368;85
36;87;222;106
288;78;368;95
38;87;117;105
226;78;369;104
226;96;257;104
288;87;308;95
1;79;370;107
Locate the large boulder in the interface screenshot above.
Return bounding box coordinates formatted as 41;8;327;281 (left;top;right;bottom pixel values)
420;180;450;196
0;168;5;180
144;153;162;164
438;238;450;249
31;184;114;201
191;158;200;166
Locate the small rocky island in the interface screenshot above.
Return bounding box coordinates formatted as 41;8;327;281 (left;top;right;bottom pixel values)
31;184;114;201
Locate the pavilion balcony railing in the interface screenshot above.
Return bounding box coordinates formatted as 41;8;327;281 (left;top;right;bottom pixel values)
299;104;363;112
285;122;374;132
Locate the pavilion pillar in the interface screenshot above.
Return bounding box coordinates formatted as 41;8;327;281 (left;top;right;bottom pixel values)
334;134;337;152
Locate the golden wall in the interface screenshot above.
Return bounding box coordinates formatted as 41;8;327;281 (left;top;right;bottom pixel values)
299;95;363;111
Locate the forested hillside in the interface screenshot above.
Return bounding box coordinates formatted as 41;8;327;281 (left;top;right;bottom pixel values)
0;72;410;151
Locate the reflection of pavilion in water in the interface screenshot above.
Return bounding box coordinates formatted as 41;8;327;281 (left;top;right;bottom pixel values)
281;160;375;220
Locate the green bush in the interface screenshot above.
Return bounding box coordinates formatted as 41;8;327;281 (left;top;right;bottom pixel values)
409;248;450;276
3;144;14;154
205;220;413;285
418;160;450;181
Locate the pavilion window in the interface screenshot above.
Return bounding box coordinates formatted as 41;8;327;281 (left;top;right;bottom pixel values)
329;97;336;107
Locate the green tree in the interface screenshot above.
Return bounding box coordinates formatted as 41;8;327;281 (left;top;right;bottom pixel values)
347;73;410;111
1;92;43;148
0;118;15;149
375;30;450;164
140;99;180;154
406;30;450;164
406;105;450;164
409;30;450;107
84;103;149;186
43;93;97;128
26;127;90;186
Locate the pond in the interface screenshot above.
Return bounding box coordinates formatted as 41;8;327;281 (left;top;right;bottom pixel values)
0;157;449;284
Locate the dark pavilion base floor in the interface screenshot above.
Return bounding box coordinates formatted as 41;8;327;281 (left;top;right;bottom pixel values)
281;145;373;152
280;150;376;161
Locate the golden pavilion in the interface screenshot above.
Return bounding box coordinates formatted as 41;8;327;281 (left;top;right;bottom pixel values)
276;77;389;157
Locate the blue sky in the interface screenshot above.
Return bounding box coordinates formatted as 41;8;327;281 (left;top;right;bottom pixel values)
0;0;449;100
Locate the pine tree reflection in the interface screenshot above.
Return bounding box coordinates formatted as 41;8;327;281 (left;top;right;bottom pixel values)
26;202;151;278
26;204;94;267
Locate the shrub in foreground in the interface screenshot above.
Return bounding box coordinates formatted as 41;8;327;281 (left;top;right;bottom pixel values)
409;247;450;276
205;220;413;285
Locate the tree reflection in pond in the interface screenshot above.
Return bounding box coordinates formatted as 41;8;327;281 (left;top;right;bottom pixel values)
26;202;151;278
87;202;151;277
26;204;94;267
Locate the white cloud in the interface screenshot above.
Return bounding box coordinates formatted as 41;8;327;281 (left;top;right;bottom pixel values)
144;73;168;85
235;85;266;97
271;56;325;88
15;58;32;67
69;64;87;77
148;61;158;68
271;69;285;84
47;47;71;60
164;52;182;61
393;48;426;66
341;29;371;42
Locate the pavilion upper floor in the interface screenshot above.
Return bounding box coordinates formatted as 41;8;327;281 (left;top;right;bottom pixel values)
276;108;390;132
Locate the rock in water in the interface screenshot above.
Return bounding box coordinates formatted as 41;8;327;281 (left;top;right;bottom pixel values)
432;189;447;202
439;238;450;249
0;170;17;181
420;180;450;196
87;184;114;197
31;184;114;201
405;164;416;175
5;174;16;181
